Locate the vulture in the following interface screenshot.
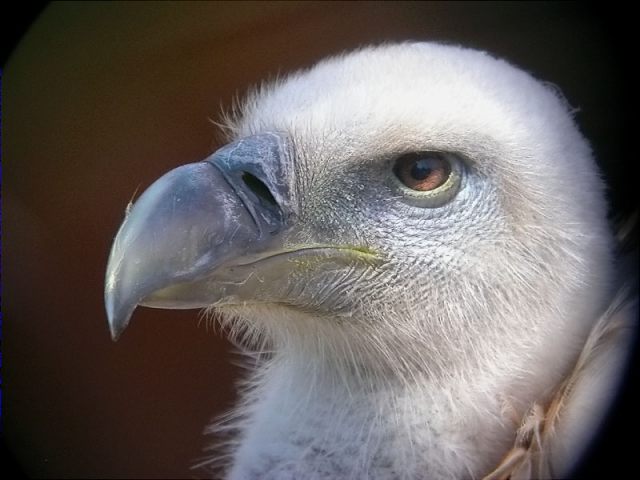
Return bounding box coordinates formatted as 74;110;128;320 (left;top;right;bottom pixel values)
105;42;637;479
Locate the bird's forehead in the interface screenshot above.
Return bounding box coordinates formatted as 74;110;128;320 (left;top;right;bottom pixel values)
235;43;558;167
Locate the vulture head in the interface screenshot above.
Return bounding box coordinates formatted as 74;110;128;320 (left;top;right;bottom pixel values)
105;43;634;478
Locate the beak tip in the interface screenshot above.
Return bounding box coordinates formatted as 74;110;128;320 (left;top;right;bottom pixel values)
110;332;121;342
107;312;131;342
105;290;133;342
108;322;124;342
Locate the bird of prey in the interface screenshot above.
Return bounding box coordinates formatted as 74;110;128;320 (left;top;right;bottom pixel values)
105;42;637;479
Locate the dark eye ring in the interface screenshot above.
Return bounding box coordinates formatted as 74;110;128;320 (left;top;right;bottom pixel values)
390;151;463;207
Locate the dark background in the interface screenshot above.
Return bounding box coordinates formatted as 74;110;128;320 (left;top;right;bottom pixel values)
3;2;636;478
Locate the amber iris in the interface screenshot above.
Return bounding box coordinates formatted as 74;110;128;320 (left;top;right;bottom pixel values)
393;153;452;192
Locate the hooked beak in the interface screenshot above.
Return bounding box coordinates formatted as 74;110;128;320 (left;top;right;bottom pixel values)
104;133;294;340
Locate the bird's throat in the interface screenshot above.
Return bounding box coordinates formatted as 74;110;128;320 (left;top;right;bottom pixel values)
224;358;514;479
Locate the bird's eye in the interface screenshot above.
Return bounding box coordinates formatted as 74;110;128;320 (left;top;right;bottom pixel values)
393;153;451;192
390;152;462;207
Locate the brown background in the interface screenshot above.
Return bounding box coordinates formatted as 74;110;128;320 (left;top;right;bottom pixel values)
3;2;635;478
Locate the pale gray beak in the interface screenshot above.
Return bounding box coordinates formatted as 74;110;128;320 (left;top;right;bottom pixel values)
104;133;294;340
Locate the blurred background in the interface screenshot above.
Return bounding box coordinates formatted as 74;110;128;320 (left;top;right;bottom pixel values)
3;2;635;478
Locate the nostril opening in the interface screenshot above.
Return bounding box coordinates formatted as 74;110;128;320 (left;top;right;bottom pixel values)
241;172;277;207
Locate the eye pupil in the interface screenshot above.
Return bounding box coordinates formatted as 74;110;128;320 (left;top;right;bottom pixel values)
410;159;435;181
394;152;452;192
